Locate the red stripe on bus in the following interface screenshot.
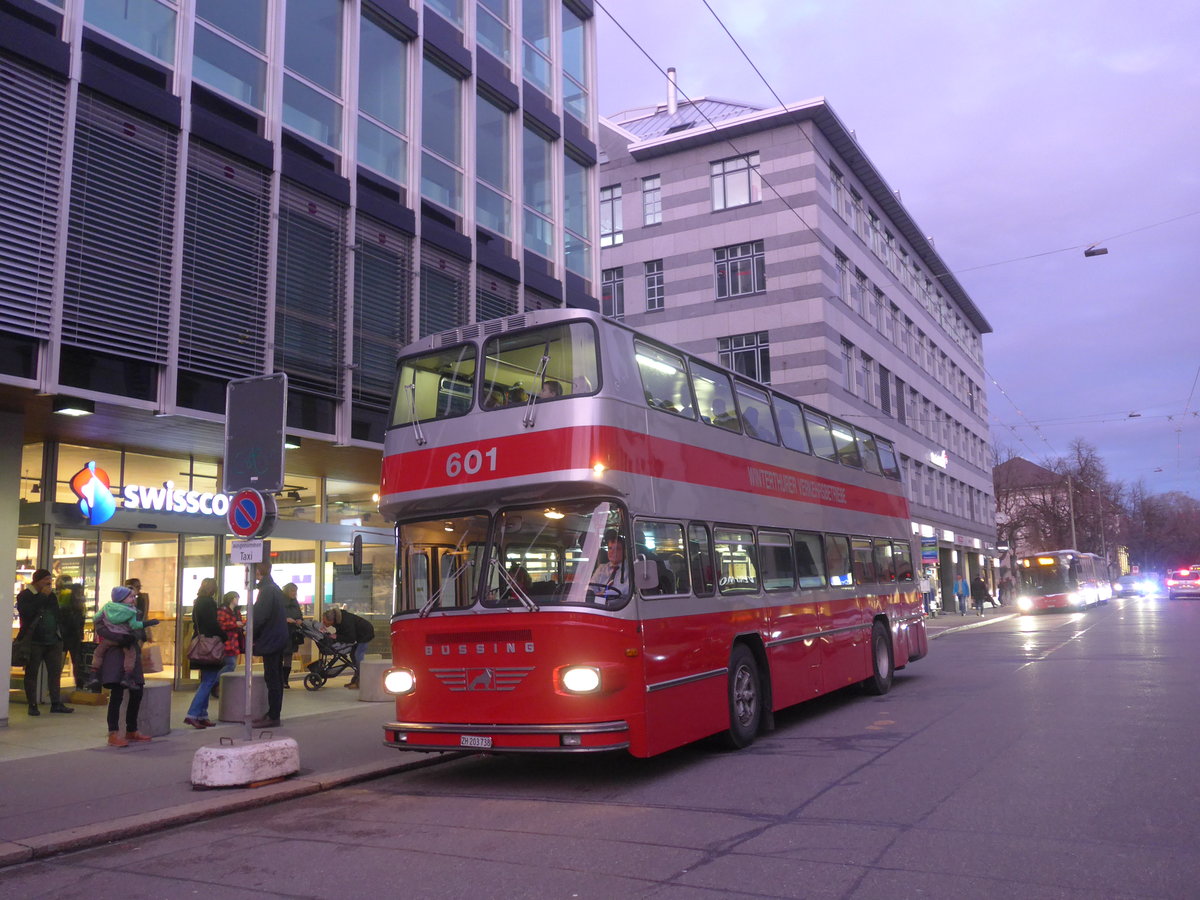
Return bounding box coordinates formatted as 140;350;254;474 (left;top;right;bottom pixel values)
381;425;908;519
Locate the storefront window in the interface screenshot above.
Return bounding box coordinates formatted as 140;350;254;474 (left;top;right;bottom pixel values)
325;478;385;527
275;474;320;522
323;539;393;654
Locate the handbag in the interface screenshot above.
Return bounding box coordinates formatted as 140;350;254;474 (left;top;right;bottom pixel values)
186;633;226;666
12;611;44;668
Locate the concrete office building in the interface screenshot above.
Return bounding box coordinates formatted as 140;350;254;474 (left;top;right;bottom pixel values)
0;0;599;723
598;87;996;604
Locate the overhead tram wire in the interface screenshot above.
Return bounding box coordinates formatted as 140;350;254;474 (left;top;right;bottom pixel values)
594;0;840;263
698;0;1200;283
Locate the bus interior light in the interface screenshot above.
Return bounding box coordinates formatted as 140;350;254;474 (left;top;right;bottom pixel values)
1036;557;1056;565
544;508;565;519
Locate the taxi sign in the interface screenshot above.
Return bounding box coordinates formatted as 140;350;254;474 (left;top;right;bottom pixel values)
227;488;277;538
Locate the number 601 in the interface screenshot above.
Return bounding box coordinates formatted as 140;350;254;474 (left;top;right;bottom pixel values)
445;447;498;478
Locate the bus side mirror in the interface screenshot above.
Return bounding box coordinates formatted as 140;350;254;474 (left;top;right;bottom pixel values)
351;534;363;576
634;557;659;591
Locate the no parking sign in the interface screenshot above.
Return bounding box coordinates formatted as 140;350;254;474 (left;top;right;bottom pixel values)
227;488;278;538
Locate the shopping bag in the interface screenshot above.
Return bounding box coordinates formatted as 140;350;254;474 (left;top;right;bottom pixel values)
141;643;164;673
186;634;225;666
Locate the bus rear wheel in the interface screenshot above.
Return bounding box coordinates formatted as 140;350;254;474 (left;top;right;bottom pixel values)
721;644;761;749
861;620;894;695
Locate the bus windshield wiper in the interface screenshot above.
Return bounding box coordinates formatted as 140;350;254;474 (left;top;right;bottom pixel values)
522;343;551;428
490;556;539;612
405;380;426;445
418;557;473;618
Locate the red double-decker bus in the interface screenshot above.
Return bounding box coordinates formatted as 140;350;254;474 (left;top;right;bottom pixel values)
378;309;927;757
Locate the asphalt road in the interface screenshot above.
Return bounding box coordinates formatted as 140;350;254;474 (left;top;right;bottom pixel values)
4;595;1199;898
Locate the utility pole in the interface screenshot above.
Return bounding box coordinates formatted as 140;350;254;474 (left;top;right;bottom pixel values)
1066;475;1078;550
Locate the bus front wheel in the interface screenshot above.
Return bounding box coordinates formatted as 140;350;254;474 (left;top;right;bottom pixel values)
861;620;894;695
721;644;761;749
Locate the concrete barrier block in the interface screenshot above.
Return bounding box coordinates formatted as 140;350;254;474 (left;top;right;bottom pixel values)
217;673;268;722
357;659;393;702
123;682;172;736
191;737;300;788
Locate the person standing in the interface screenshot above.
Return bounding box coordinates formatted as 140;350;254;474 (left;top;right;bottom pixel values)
321;608;375;688
57;577;88;688
971;574;992;617
918;572;933;617
94;600;150;747
281;582;304;689
183;578;225;729
126;577;153;642
954;573;970;616
251;562;289;728
15;569;74;716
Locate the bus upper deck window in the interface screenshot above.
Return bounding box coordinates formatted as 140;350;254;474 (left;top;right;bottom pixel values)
392;344;477;426
483;322;599;410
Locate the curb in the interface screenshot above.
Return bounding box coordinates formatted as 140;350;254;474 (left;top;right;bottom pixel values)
929;612;1017;639
0;752;464;870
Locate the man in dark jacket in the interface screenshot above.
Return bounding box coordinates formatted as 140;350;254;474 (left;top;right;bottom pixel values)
251;562;289;727
321;608;375;688
970;574;992;617
15;568;74;716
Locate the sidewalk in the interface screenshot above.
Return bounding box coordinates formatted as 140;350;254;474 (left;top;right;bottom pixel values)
924;600;1016;639
0;672;452;870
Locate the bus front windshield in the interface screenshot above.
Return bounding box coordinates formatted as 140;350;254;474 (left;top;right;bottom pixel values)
487;500;631;610
1019;560;1071;595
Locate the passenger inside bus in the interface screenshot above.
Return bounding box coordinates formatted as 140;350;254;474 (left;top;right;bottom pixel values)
538;380;563;400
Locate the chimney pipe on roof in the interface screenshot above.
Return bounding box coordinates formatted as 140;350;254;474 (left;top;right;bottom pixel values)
667;67;678;116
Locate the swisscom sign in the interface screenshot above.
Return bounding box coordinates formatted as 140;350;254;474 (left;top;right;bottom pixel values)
69;461;232;527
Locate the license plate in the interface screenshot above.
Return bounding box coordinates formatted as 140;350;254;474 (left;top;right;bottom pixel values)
460;735;492;749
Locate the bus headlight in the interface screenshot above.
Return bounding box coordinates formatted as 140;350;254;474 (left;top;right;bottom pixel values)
561;666;601;693
1017;596;1033;612
1069;592;1084;606
384;668;415;694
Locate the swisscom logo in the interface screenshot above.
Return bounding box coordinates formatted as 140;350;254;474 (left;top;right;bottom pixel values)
70;461;117;526
68;461;231;526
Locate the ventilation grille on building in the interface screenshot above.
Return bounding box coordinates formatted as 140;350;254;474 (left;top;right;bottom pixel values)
276;180;346;397
63;91;178;362
0;54;66;341
524;288;561;311
180;140;270;379
419;242;468;339
353;214;412;407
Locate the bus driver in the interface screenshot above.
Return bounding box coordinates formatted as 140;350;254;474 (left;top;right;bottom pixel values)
593;529;628;595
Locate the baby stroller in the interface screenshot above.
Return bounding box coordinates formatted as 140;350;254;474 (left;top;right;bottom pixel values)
298;620;357;691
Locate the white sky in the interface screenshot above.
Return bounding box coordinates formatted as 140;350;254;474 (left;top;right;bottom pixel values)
595;0;1200;497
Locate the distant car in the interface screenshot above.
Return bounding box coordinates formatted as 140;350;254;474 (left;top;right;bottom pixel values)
1166;567;1200;600
1115;574;1158;597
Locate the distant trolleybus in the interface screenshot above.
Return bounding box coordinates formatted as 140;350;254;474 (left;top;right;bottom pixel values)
1014;550;1113;613
379;309;927;757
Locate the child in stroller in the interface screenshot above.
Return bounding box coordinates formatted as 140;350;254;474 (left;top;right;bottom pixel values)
297;620;357;690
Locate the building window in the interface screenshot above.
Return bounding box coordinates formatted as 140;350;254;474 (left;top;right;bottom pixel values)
711;152;760;211
601;267;623;319
522;124;554;259
600;184;622;247
86;0;178;65
879;365;891;415
563;152;590;277
283;0;345;150
642;174;661;225
562;4;589;122
895;377;907;425
193;0;268;110
522;0;553;96
426;0;463;26
476;0;511;64
835;251;850;306
719;331;770;384
645;259;664;311
830;164;847;221
358;11;408;184
859;353;874;404
421;57;463;212
715;240;765;299
841;339;854;393
476;92;511;236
